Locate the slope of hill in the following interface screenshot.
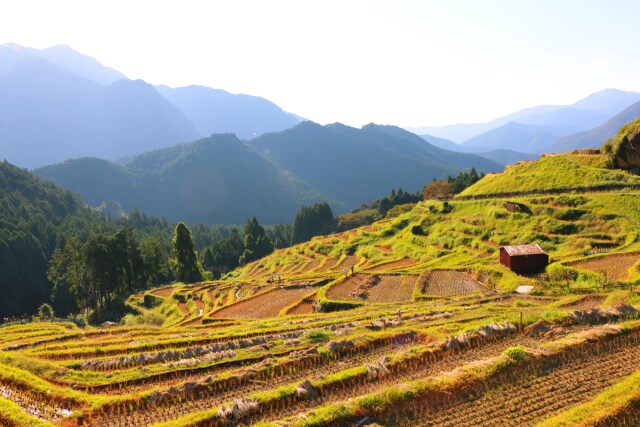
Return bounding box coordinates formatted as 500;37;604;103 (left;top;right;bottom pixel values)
409;89;640;143
156;85;300;140
0;42;126;84
458;152;640;198
546;101;640;153
0;161;88;318
35;134;324;224
461;122;562;153
0;57;200;168
475;149;540;165
251;122;502;210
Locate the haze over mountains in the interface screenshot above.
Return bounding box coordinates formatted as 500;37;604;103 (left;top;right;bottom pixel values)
411;88;640;156
0;43;301;168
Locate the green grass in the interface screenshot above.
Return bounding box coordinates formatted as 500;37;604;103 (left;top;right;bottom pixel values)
0;397;55;427
458;153;640;198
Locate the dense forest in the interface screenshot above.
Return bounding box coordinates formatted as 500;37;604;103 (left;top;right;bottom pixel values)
0;161;288;322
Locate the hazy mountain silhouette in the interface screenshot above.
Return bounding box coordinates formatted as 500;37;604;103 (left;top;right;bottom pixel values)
545;101;640;153
0;57;200;168
0;42;126;84
156;85;300;140
461;122;563;153
409;89;640;143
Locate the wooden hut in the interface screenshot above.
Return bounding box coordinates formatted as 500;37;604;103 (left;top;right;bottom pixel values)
499;244;548;272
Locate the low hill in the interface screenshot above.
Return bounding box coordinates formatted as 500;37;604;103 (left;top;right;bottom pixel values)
156;85;300;140
546;101;640;153
35;134;324;224
457;152;640;198
251;122;503;210
420;135;541;165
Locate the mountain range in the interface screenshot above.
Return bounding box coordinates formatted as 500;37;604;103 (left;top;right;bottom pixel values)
34;123;503;224
410;89;640;155
0;43;300;168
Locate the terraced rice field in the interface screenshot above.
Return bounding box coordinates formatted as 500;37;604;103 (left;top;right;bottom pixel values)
326;274;417;303
365;257;418;271
572;252;640;280
211;285;316;318
421;270;486;297
2;292;640;427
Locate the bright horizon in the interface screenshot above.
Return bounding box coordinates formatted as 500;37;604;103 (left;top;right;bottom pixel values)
2;0;639;128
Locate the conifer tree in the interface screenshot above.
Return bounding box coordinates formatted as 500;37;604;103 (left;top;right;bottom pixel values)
171;222;203;283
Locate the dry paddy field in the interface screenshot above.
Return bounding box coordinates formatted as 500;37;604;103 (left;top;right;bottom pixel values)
326;273;417;303
2;296;640;427
210;285;316;319
571;252;640;280
421;269;487;297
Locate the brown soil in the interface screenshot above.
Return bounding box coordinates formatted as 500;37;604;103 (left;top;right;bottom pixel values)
326;274;417;303
421;270;485;297
571;253;640;280
211;287;315;319
374;330;640;427
149;287;174;298
286;298;316;315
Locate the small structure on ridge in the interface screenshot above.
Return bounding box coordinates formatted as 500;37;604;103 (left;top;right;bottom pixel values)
499;244;548;272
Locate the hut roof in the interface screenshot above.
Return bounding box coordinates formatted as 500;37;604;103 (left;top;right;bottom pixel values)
500;244;546;257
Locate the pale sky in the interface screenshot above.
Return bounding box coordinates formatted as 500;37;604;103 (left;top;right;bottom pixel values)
2;0;639;127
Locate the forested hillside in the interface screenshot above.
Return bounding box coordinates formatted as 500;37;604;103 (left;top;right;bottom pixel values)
35;134;324;224
0;161;88;318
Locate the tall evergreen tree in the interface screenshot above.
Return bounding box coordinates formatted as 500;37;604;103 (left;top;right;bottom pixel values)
239;217;274;265
171;222;203;283
291;202;337;244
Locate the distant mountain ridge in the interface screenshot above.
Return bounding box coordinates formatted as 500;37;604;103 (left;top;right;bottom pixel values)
35;134;324;224
35;123;502;224
0;43;301;168
0;57;200;168
408;89;640;145
250;122;502;209
156;85;300;140
546;101;640;153
0;42;127;84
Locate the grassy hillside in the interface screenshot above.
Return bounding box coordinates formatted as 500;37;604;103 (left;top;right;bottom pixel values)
458;152;640;198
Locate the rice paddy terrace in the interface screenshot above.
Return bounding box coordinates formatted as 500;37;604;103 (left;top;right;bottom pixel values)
2;152;640;426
